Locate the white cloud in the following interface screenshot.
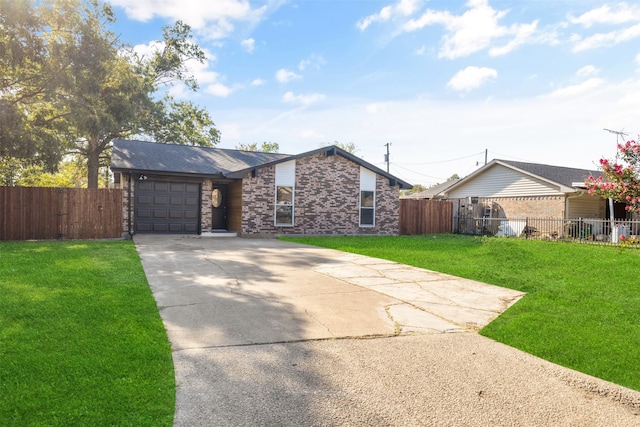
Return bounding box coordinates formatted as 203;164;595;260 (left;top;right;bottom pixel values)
366;103;383;113
251;78;266;86
107;0;268;39
636;53;640;68
568;3;640;28
282;91;325;105
547;78;604;98
241;38;255;52
567;3;640;51
205;82;234;97
403;0;542;59
572;22;640;52
298;54;326;71
275;69;301;83
447;66;497;92
357;0;421;31
576;65;599;78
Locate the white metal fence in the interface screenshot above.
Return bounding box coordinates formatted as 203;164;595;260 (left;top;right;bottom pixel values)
456;216;640;244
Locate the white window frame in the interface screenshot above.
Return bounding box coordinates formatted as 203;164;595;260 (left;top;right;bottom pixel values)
275;160;295;227
359;167;376;227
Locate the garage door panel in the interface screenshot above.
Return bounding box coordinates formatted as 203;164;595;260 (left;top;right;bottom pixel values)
138;181;153;191
135;180;200;234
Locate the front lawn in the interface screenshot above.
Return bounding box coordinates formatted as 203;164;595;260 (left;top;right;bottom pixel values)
0;240;174;426
282;234;640;391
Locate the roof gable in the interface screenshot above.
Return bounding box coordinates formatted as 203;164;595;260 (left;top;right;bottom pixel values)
444;159;603;198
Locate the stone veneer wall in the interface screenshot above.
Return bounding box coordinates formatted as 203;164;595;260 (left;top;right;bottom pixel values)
118;173;133;235
200;179;213;231
240;152;400;236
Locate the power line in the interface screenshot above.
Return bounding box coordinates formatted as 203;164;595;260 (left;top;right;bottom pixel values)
394;151;485;166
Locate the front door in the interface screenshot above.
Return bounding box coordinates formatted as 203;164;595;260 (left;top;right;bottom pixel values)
211;185;227;230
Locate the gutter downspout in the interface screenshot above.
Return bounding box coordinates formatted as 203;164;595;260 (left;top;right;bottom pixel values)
128;173;133;237
609;197;615;241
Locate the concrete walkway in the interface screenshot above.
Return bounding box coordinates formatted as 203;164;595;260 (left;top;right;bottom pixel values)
134;235;640;426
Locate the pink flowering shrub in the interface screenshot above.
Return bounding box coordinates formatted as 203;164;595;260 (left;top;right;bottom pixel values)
585;140;640;213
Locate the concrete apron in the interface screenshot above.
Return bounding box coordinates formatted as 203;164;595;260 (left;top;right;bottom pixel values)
133;235;524;351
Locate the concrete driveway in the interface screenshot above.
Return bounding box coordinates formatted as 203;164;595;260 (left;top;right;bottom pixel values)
134;235;640;426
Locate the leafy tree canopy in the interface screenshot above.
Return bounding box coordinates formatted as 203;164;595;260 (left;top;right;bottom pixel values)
0;0;220;188
235;142;280;153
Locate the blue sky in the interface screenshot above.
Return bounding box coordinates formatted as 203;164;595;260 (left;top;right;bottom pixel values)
106;0;640;187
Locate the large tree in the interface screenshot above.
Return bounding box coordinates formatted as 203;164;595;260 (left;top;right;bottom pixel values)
0;0;69;180
586;138;640;213
1;0;220;188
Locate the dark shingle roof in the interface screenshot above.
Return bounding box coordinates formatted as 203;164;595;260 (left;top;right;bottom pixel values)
110;139;413;188
110;139;290;177
498;159;603;188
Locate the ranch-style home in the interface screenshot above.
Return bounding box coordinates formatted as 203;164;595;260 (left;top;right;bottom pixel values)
110;139;411;237
440;159;640;239
441;159;614;219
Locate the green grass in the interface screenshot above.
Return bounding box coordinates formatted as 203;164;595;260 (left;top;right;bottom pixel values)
0;240;174;426
282;234;640;391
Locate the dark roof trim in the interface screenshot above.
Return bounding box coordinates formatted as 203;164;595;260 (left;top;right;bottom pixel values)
110;168;225;180
227;145;413;189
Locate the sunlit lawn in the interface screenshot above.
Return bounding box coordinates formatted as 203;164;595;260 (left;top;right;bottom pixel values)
0;240;174;426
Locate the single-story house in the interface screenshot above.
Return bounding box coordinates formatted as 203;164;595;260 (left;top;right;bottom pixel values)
441;159;620;219
110;139;411;237
440;159;640;238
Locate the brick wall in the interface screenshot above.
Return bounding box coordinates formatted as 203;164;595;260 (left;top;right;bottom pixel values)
240;152;400;236
486;196;566;219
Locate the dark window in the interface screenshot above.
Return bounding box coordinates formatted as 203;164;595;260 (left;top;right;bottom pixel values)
360;190;374;226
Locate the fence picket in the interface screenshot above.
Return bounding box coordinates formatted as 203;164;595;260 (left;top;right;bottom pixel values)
0;187;123;241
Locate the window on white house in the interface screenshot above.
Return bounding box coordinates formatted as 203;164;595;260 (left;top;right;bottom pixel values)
275;160;295;226
360;167;376;227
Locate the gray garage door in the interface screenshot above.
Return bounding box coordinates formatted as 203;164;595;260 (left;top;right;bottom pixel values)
135;180;200;233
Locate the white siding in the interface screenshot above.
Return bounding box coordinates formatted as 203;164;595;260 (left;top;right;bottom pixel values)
276;160;296;186
360;167;376;191
567;193;605;218
446;165;562;198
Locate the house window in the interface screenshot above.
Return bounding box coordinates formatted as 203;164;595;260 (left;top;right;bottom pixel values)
360;167;376;227
275;186;293;225
275;160;295;226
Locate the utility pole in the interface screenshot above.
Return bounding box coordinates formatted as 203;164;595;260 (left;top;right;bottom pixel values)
384;143;391;173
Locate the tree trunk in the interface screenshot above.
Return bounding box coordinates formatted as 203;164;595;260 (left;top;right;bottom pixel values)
87;137;100;188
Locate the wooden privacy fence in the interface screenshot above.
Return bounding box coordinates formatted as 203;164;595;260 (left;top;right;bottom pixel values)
0;187;123;241
399;199;453;235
